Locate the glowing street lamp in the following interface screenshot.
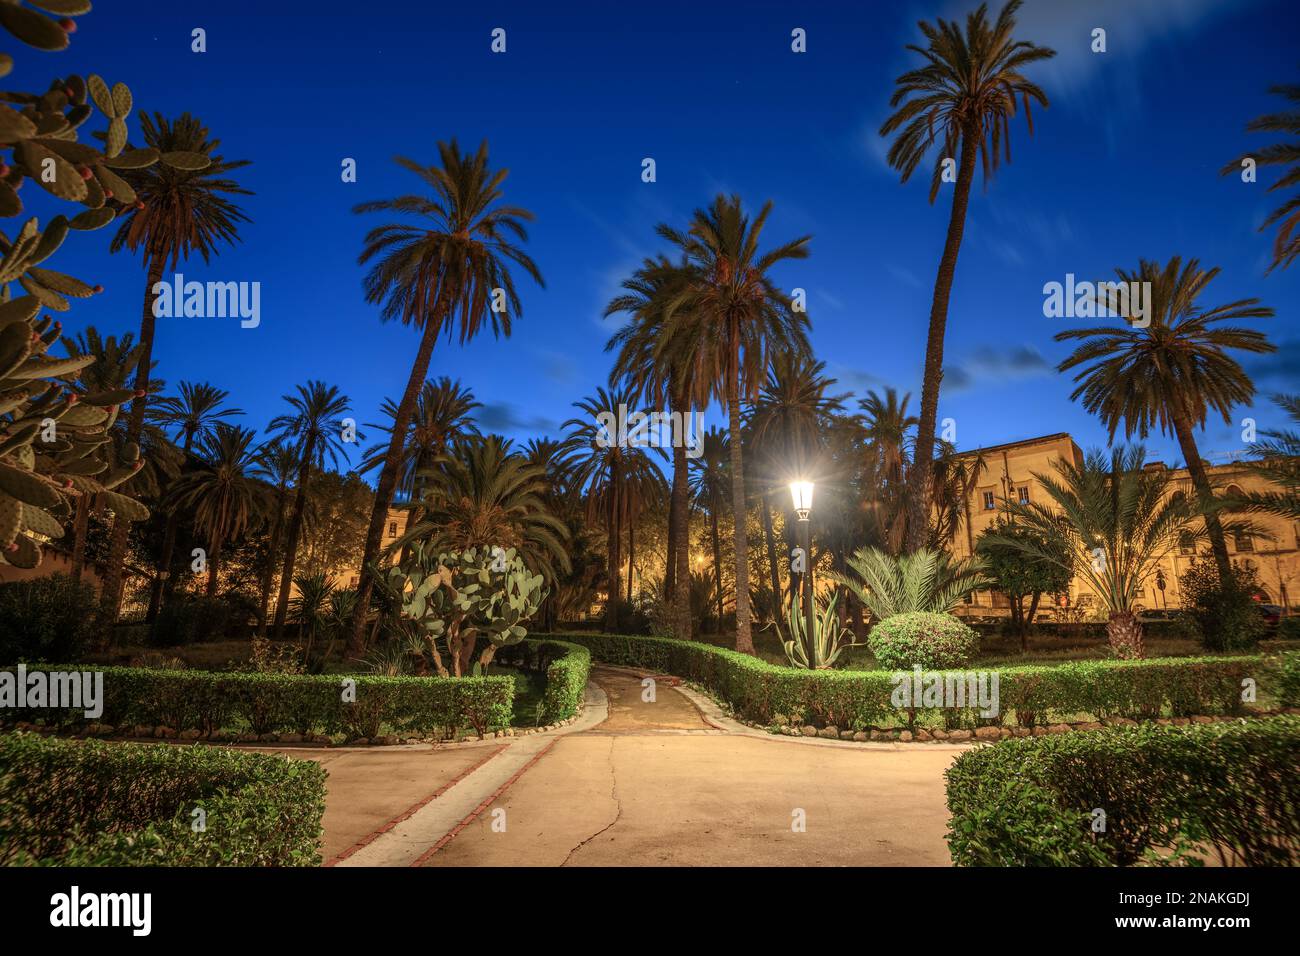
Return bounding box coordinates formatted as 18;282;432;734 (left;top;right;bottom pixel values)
789;479;816;657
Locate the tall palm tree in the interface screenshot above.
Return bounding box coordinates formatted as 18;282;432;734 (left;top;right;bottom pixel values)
563;387;667;630
1221;81;1300;272
251;439;299;637
657;194;812;652
166;424;264;597
146;381;244;618
881;0;1054;553
858;387;918;554
689;426;731;630
359;378;480;506
100;113;251;622
348;139;544;654
394;435;571;584
605;254;702;638
1055;256;1275;589
984;446;1192;659
267;381;355;640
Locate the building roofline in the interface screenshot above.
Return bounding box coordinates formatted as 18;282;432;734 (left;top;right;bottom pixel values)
954;432;1078;458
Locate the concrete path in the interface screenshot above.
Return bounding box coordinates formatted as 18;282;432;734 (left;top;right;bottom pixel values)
270;665;962;866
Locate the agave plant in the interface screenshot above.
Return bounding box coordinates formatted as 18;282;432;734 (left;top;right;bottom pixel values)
778;590;860;670
832;546;986;622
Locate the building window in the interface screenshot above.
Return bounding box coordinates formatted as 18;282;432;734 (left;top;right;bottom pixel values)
388;521;398;537
982;491;995;511
1234;531;1254;553
1017;486;1030;505
1178;531;1195;555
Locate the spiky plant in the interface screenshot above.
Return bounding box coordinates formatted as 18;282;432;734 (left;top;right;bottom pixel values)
1221;82;1300;272
778;590;860;670
1233;394;1300;521
832;546;986;622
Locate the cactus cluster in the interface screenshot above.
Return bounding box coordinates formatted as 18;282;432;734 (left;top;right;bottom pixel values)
0;34;208;569
385;543;547;677
0;2;92;75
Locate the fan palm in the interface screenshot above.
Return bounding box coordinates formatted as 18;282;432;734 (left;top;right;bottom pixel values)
267;381;356;639
831;546;985;622
1054;256;1275;590
348;139;544;654
100;113;251;621
1233;394;1300;521
982;446;1193;659
166;424;264;597
394;435;571;584
605;254;702;639
1221;82;1300;272
657;194;812;652
146;382;244;619
881;0;1054;553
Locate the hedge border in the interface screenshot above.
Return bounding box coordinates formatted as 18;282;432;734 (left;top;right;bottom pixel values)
531;639;591;724
0;731;327;866
944;715;1300;866
545;632;1292;731
0;666;514;740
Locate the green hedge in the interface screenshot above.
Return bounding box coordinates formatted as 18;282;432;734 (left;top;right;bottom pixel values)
533;640;591;723
0;731;326;866
0;666;514;740
945;715;1300;866
547;632;1283;729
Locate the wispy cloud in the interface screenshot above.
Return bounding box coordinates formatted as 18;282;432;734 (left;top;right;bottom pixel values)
473;401;559;437
944;344;1051;393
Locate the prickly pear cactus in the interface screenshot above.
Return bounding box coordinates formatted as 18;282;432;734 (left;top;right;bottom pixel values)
0;7;208;569
387;542;547;677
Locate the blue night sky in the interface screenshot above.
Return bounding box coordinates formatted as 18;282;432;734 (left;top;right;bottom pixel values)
23;0;1300;473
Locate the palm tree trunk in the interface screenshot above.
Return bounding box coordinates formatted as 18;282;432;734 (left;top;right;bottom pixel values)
604;469;622;632
905;134;978;554
710;495;723;632
347;314;442;657
273;442;315;640
70;493;90;583
148;427;196;622
670;400;692;639
727;382;752;653
98;260;164;627
1170;410;1233;587
257;486;287;637
206;536;223;597
666;464;678;600
626;515;635;604
762;490;783;637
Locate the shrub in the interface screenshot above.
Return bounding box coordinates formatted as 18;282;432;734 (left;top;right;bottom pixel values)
546;632;1265;730
151;594;234;646
945;716;1300;866
1179;557;1266;652
0;575;97;663
0;731;326;866
0;666;515;740
534;640;591;723
1277;650;1300;708
868;612;978;670
1278;616;1300;642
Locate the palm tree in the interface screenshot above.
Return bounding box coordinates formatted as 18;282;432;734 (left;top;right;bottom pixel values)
394;436;571;584
605;255;702;639
880;0;1054;553
657;194;812;652
984;446;1192;659
146;382;244;618
689;426;731;631
1233;394;1300;521
267;381;355;640
1221;82;1300;272
251;439;299;637
1055;256;1275;590
831;546;985;621
348;139;544;654
166;424;263;597
563;387;667;630
858;387;919;554
100;113;251;622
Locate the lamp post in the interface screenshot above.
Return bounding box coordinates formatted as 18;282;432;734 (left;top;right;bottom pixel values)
790;480;815;660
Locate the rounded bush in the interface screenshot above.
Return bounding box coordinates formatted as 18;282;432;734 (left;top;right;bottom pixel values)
150;594;233;646
0;574;97;662
868;612;978;670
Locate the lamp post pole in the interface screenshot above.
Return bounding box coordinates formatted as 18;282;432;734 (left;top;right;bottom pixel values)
790;481;815;663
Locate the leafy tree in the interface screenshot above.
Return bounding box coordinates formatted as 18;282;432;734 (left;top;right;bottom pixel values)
880;0;1054;553
976;515;1072;649
1178;556;1266;652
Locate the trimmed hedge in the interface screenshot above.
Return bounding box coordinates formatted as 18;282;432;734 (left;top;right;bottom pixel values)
0;731;326;866
0;666;514;740
547;632;1282;729
945;716;1300;866
495;639;591;724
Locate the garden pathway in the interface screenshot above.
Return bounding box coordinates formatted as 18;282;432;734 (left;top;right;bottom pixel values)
291;666;962;867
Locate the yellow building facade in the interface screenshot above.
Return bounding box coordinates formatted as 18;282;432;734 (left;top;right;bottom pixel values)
947;433;1298;617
